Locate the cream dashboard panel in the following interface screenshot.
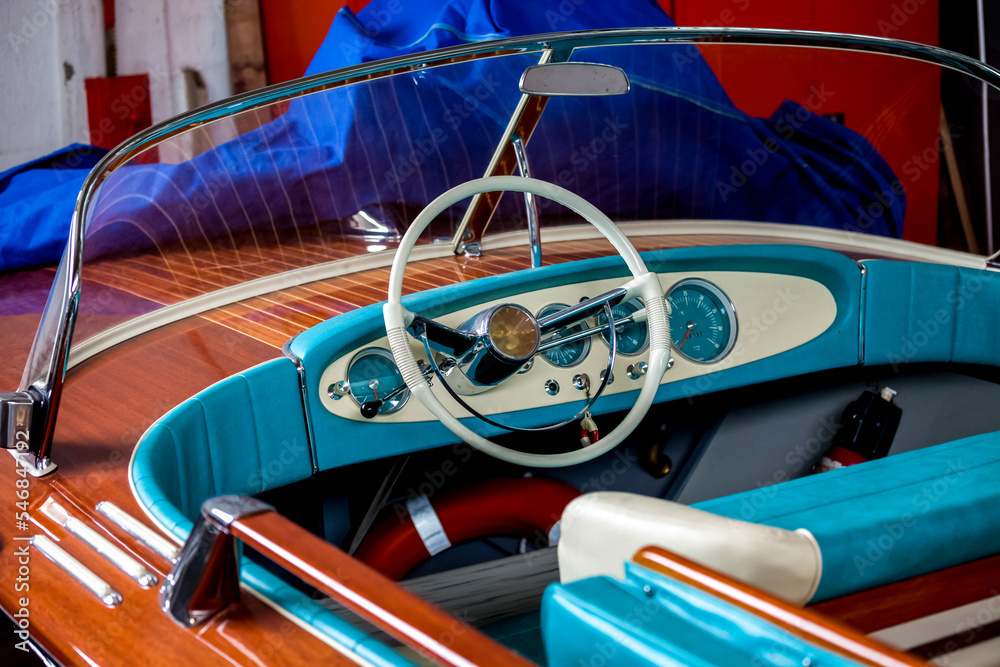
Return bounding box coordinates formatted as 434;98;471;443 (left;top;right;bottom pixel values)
318;271;835;423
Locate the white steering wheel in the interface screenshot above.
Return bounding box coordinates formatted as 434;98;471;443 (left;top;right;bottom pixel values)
383;176;670;467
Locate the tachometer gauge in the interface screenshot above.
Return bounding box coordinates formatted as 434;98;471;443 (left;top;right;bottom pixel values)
537;303;591;367
598;298;649;357
666;279;738;364
346;348;409;415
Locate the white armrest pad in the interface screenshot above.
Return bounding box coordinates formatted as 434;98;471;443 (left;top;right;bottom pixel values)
557;492;822;605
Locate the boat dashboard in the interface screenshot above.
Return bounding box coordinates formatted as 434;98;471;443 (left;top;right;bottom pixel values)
320;269;835;423
289;244;863;470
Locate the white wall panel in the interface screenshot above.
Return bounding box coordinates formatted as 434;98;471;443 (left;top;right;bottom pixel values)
0;0;104;170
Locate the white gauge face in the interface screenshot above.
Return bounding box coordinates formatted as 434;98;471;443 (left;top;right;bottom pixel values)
666;279;738;364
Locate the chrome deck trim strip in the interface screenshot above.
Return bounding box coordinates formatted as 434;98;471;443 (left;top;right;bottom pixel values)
31;535;122;607
96;501;180;563
64;517;158;588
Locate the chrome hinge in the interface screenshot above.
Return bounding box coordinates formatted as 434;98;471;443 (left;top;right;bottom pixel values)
1;391;34;451
1;391;56;476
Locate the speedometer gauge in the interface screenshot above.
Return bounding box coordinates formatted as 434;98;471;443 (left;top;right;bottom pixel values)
346;348;409;415
666;279;737;363
537;303;591;367
598;298;649;357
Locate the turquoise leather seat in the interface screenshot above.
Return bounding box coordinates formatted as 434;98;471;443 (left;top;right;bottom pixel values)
543;563;863;667
694;431;1000;601
543;431;1000;665
131;358;415;667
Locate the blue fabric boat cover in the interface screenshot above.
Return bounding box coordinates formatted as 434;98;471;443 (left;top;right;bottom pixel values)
0;144;107;272
73;0;902;267
543;562;863;667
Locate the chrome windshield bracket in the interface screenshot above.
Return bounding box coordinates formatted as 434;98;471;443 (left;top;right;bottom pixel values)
160;496;272;627
511;134;542;268
459;240;482;257
1;390;56;476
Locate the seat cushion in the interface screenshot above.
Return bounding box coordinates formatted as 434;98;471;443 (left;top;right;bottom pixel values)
558;492;822;604
542;562;863;667
696;431;1000;601
559;431;1000;605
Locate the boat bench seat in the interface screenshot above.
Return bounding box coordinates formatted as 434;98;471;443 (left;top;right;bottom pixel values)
544;431;1000;664
543;562;863;667
695;431;1000;601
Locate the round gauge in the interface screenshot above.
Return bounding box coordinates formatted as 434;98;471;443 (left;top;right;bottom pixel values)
537;303;591;368
666;279;738;364
598;298;649;357
346;348;409;415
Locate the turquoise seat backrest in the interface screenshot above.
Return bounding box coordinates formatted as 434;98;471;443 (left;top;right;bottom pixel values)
543;562;864;667
131;358;313;541
864;260;1000;368
131;358;416;667
544;432;1000;665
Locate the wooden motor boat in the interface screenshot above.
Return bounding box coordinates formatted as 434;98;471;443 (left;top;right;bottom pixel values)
2;25;1000;667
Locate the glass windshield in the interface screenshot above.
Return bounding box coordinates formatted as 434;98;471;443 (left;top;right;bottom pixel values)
54;33;997;365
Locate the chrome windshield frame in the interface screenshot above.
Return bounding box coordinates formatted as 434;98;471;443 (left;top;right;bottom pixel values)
7;26;1000;470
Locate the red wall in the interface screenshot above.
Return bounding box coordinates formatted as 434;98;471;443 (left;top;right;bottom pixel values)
261;0;368;85
667;0;941;244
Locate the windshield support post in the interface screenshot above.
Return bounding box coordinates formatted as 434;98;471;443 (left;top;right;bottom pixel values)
451;48;561;258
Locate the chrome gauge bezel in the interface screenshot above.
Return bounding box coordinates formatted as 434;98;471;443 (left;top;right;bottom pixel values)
597;297;650;357
666;278;738;364
536;302;592;368
345;347;410;415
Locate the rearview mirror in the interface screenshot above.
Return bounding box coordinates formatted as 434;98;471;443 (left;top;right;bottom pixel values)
519;62;630;96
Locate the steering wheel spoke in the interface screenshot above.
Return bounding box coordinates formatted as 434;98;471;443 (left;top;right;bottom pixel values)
406;313;478;357
537;287;628;334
